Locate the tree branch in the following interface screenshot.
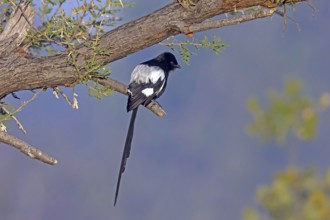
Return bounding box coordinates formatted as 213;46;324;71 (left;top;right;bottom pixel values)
0;0;307;114
1;106;27;134
176;8;277;34
0;131;58;165
97;78;166;117
0;0;307;164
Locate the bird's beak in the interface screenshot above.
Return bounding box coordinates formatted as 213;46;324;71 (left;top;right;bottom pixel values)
175;64;181;69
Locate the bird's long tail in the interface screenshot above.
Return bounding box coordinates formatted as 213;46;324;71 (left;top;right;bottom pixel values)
114;107;138;206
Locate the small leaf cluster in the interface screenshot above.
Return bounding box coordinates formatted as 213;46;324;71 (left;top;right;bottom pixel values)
26;0;131;99
0;101;16;130
162;35;227;64
244;168;330;220
246;78;329;144
85;66;113;100
27;0;132;51
88;82;113;100
0;103;9;122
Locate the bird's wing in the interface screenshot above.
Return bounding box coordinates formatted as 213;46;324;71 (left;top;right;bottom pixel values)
127;77;166;112
130;64;165;84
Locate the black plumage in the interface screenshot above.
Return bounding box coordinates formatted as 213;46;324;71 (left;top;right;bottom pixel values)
114;52;180;206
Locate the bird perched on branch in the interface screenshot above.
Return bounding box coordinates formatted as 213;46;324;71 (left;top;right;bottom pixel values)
114;52;181;206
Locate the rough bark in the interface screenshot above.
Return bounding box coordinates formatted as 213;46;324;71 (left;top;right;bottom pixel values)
0;0;305;100
0;0;306;164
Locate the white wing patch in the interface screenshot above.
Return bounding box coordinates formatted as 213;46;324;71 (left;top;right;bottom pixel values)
149;69;165;83
130;65;165;84
141;88;154;97
156;80;166;95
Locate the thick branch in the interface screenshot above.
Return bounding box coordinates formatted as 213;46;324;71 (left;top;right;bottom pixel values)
0;131;58;165
0;0;306;115
82;0;304;65
183;8;277;34
0;0;306;163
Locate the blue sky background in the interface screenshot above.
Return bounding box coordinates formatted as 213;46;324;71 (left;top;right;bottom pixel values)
1;0;330;219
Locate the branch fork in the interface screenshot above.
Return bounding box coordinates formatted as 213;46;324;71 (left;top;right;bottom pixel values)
0;0;307;164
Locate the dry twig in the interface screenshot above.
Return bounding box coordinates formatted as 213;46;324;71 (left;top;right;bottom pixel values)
0;131;58;165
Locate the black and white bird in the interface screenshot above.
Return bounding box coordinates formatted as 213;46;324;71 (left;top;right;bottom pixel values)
114;52;181;206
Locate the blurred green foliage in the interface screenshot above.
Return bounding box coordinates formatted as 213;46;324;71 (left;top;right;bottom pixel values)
244;77;330;220
244;168;330;220
247;78;330;144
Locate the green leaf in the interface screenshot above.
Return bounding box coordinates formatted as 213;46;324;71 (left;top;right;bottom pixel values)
161;34;227;64
88;83;113;100
247;77;319;144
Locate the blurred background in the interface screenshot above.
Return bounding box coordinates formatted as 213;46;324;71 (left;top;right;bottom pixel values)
1;0;330;219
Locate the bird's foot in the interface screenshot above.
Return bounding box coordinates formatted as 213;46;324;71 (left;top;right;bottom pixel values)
127;89;133;96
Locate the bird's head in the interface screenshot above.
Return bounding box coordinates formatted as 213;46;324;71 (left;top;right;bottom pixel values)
157;52;181;72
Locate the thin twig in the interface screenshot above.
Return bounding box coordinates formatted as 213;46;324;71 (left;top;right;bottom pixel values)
306;0;317;16
0;131;58;165
1;90;41;134
68;0;90;43
275;9;301;32
1;106;27;134
53;87;79;109
49;1;65;23
11;89;42;116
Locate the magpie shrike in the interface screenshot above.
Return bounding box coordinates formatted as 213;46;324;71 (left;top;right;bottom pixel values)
114;52;181;206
